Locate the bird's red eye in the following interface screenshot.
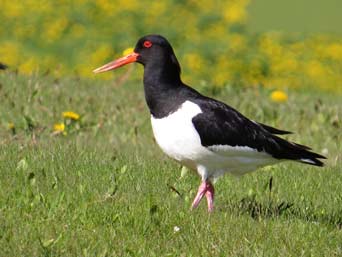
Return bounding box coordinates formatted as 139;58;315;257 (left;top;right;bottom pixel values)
143;40;153;48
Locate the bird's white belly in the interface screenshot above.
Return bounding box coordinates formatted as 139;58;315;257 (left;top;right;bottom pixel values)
150;101;278;179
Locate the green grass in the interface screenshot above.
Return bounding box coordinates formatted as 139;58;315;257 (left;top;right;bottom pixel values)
0;71;341;256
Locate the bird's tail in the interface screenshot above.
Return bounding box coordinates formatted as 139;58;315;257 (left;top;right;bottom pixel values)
298;152;325;166
272;137;326;166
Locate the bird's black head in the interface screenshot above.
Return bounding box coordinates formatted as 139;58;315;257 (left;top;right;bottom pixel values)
93;34;181;76
134;35;180;71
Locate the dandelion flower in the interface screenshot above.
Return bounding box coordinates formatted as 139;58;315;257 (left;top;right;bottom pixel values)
270;90;288;103
8;122;15;129
62;111;80;120
224;0;249;23
8;122;16;135
53;123;65;132
122;47;134;56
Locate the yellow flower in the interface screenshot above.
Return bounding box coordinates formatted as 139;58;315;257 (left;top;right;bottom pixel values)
323;43;342;61
8;122;15;129
19;57;39;75
62;111;80;120
44;17;69;42
270;90;288;103
53;123;65;132
122;47;134;56
305;61;326;79
223;0;250;23
0;41;20;66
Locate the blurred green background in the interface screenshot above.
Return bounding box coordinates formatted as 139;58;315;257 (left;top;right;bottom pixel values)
249;0;342;34
1;0;342;92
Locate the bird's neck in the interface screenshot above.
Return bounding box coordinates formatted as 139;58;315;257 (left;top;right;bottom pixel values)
143;60;183;118
143;56;181;85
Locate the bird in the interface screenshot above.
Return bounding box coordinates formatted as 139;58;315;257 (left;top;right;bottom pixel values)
0;62;8;70
93;35;326;212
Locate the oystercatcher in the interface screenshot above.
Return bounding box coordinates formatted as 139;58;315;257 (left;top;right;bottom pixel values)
0;62;7;70
93;35;326;212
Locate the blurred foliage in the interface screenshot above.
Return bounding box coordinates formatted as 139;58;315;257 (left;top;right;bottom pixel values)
1;0;342;92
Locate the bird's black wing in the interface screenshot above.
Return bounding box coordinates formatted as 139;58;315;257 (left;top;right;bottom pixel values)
191;98;325;166
256;122;292;135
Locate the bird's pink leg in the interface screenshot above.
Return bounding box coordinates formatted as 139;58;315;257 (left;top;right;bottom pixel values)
205;182;215;212
191;181;207;210
191;180;215;212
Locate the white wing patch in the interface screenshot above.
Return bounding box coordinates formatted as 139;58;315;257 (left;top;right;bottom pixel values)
300;158;316;165
209;145;258;155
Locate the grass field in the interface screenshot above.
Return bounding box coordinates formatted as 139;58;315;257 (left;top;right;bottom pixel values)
0;71;341;256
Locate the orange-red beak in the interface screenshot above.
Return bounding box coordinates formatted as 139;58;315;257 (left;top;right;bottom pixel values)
93;52;139;74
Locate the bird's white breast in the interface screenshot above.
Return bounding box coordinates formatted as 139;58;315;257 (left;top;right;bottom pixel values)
150;101;206;169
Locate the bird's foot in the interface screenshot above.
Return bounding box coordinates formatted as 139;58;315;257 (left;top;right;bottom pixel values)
191;180;215;212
